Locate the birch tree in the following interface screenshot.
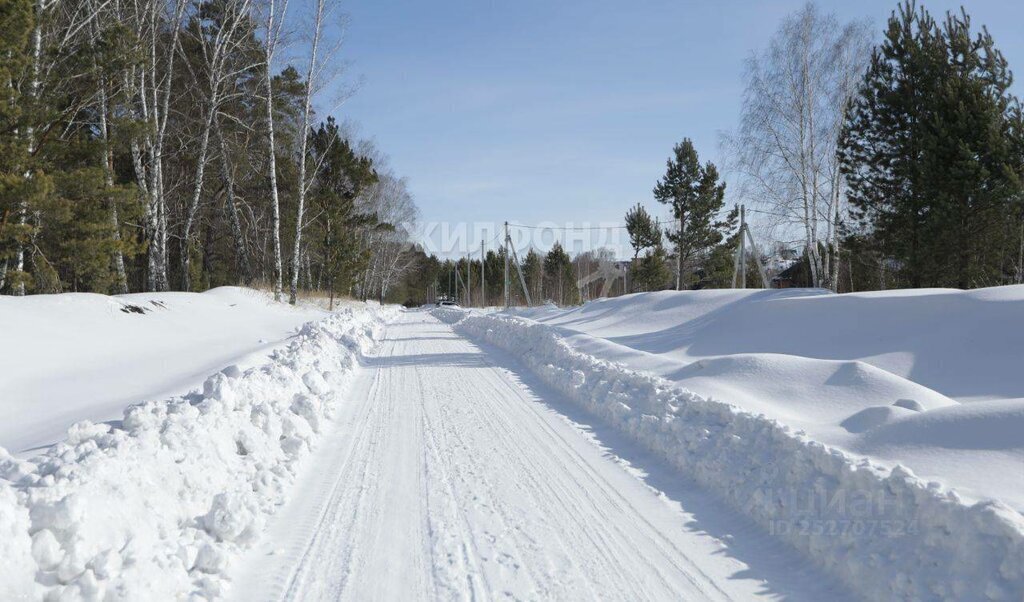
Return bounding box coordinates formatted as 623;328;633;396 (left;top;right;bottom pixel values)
178;0;254;290
727;3;871;290
288;0;347;304
124;0;188;291
89;0;132;293
354;173;416;299
256;0;287;299
288;0;322;303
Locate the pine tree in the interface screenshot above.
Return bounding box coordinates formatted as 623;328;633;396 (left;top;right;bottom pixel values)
306;118;379;307
624;203;660;259
543;241;575;305
839;2;1023;287
697;205;741;288
624;203;663;292
521;248;543;303
632;245;671;292
653;138;728;289
0;0;51;293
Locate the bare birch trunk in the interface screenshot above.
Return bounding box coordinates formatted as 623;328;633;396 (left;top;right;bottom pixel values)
181;101;217;291
261;0;285;301
289;0;325;304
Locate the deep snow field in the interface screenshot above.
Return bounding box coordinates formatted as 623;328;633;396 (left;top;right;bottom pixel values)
2;285;1022;601
511;286;1024;510
0;288;332;454
0;288;395;600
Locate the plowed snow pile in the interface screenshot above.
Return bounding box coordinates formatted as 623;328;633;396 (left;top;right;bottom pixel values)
436;286;1024;600
0;290;394;600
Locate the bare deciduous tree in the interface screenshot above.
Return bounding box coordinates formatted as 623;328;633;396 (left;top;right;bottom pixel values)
357;173;419;301
725;2;871;290
289;0;345;304
178;0;254;291
256;0;288;300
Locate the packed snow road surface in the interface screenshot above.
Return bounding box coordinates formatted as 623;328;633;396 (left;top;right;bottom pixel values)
231;310;851;602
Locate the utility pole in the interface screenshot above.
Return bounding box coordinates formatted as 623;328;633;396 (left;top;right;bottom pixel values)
676;213;683;291
504;221;510;308
508;240;533;306
743;217;770;288
732;204;770;289
740;205;747;289
481;239;486;307
466;250;472;306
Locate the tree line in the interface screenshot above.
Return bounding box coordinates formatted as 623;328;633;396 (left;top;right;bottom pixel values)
624;1;1024;294
0;0;419;303
399;242;581;308
392;0;1024;307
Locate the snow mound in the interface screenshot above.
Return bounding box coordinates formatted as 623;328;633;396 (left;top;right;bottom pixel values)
862;399;1024;451
442;308;1024;601
0;305;396;600
505;287;1024;509
840;405;917;434
514;286;1024;404
0;286;330;454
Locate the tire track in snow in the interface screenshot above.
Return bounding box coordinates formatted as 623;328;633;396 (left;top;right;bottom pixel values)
230;311;856;602
481;365;730;598
464;364;728;600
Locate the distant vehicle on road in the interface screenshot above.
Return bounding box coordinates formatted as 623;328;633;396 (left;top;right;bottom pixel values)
438;299;460;307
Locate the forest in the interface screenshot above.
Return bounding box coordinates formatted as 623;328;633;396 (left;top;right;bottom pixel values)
0;0;417;304
1;0;1022;306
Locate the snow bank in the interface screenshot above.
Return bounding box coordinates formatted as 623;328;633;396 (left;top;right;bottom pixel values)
0;305;395;601
441;309;1024;601
508;288;1024;509
512;287;1024;405
0;287;330;454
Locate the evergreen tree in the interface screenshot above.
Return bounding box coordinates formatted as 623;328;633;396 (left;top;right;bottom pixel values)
37;139;143;293
0;0;422;299
0;0;50;293
632;244;672;292
624;203;661;260
542;241;575;305
653;138;729;289
521;248;543;303
306;118;380;308
697;205;742;288
624;203;665;292
483;248;505;302
839;2;1024;287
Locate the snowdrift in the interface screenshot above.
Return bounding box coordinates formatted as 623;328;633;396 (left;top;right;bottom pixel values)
0;304;395;600
510;287;1024;509
511;286;1024;405
0;287;329;454
434;290;1024;601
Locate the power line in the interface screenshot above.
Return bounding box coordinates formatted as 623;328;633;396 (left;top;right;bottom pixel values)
506;220;673;231
744;207;805;220
506;208;794;230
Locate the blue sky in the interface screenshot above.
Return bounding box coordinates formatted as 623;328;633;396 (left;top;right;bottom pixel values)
326;0;1024;258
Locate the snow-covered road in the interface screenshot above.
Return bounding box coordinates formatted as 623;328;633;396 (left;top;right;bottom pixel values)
230;311;853;601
